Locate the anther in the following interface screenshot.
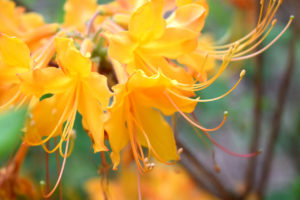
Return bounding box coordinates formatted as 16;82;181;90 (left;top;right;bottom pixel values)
240;69;246;77
224;111;228;117
177;148;183;156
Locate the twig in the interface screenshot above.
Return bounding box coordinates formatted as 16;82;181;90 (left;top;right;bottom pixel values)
176;139;236;199
256;22;297;198
243;42;264;196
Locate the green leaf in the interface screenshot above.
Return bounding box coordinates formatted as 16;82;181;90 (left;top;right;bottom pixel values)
0;108;28;156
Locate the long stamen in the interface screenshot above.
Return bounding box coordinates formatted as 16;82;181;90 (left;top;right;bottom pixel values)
199;0;288;63
55;138;63;200
15;96;28;110
127;113;146;174
137;167;142;200
212;0;273;50
26;89;76;147
170;69;246;103
0;90;21;111
165;91;228;132
176;44;238;91
202;129;261;158
42;89;78;155
41;138;70;198
231;20;276;58
33;31;65;69
231;16;294;61
131;113;178;166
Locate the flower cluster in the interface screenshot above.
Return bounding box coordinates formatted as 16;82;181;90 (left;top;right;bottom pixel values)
0;0;292;197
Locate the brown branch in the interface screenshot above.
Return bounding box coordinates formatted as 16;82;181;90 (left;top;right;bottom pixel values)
256;23;297;198
177;139;237;200
243;47;264;196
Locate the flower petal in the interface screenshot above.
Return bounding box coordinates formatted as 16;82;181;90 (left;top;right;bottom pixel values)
78;86;108;152
128;70;197;115
63;0;98;31
0;33;31;69
167;3;207;33
83;72;112;108
18;67;73;97
141;27;197;59
105;84;130;169
0;0;22;36
55;37;92;78
134;104;179;162
24;93;72;144
107;31;137;64
129;0;166;42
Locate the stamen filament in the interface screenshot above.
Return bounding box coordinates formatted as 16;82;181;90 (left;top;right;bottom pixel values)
202;130;261;158
165;92;228;132
41;138;70;198
0;90;21;111
170;69;246;103
231;16;294;61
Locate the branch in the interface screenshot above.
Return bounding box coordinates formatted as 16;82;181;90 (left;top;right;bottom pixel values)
177;139;237;199
256;22;297;198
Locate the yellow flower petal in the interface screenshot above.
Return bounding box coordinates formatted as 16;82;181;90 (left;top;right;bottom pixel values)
107;31;137;64
135;104;179;162
18;67;73;97
0;33;31;69
24;93;71;144
176;0;209;12
63;0;98;31
167;3;207;33
55;37;92;78
128;70;197;115
78;87;108;152
20;12;45;31
138;55;194;84
177;35;216;81
105;84;130;169
141;27;197;58
83;72;112;108
129;0;166;42
0;0;22;36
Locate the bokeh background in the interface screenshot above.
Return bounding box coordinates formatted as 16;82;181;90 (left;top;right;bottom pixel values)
0;0;299;199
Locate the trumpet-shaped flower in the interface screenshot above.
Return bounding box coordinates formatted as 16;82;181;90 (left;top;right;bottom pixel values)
106;0;207;83
19;37;112;153
105;70;197;172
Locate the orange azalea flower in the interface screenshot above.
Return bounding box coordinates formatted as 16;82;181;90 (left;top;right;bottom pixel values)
0;0;59;50
105;70;197;172
105;0;207;83
0;31;64;113
19;37;112;153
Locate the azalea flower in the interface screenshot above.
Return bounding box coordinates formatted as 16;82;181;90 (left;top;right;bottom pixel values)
105;70;197;172
105;0;207;83
19;37;112;153
0;0;293;198
105;63;263;172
